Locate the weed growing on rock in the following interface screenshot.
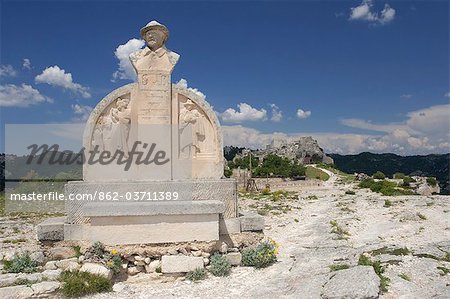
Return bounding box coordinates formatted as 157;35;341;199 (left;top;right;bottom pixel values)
3;252;38;273
330;220;350;239
399;273;411;281
437;266;449;276
59;270;112;297
358;254;390;293
329;264;350;271
417;213;427;220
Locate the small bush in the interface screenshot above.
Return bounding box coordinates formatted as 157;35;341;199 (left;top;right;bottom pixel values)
92;241;105;257
106;255;122;274
59;270;112;297
402;176;415;186
242;239;278;268
186;268;207;281
393;172;405;179
426;177;437;187
373;171;385;179
3;252;38;273
224;168;232;178
384;200;392;207
209;253;231;277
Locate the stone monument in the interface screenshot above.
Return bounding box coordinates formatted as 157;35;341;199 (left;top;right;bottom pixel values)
62;21;244;245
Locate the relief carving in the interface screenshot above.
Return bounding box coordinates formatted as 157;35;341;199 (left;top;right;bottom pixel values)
92;96;131;157
179;99;215;159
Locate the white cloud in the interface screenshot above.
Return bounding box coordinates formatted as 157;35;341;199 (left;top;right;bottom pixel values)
22;58;31;70
296;108;311;119
340;104;450;154
71;104;93;122
112;38;145;81
0;65;17;78
444;92;450;97
270;104;283;122
0;83;52;107
35;65;91;98
400;94;412;99
349;0;396;25
222;104;450;155
174;78;206;100
221;103;267;123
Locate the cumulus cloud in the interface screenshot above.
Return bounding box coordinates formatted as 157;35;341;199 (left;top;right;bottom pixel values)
222;104;450;155
296;108;311;119
112;38;145;81
0;65;17;78
400;94;412;99
0;84;52;107
444;92;450;98
71;104;93;122
349;0;396;25
22;58;31;70
174;78;206;100
340;104;450;153
35;65;91;98
221;103;267;123
270;104;283;122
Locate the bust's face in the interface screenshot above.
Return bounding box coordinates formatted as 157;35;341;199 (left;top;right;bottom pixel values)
144;30;165;50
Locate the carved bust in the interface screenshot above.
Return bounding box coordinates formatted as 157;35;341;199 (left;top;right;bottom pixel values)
129;20;179;73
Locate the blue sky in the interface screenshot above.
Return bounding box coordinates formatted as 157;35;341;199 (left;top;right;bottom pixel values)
0;0;449;154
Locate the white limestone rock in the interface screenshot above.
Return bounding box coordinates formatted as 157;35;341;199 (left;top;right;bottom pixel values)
322;266;380;299
80;263;113;279
161;256;204;273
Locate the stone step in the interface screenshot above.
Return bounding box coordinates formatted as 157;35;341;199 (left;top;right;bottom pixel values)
83;200;225;217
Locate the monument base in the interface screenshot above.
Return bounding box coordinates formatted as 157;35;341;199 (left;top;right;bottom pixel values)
63;179;240;244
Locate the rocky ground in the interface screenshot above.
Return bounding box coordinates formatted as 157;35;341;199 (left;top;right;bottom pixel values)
1;168;449;298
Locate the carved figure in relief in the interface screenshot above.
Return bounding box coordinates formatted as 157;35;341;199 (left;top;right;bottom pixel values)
179;100;209;158
94;97;131;157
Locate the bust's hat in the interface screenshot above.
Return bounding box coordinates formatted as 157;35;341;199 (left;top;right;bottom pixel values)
140;20;169;40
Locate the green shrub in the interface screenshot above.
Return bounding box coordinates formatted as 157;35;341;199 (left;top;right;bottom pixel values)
59;270;112;297
373;171;386;179
92;241;105;257
106;255;122;274
209;253;231;276
242;239;278;268
393;172;405;179
186;268;207;281
403;176;415;186
384;200;392;207
426;177;437;187
224;168;232;178
359;179;415;196
3;252;38;273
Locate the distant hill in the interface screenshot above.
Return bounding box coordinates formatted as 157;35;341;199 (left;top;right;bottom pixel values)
329;152;450;194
